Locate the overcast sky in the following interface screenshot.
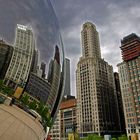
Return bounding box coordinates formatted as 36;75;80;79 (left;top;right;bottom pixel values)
52;0;140;96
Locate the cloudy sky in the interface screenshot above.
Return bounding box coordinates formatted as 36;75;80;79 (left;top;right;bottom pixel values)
52;0;140;96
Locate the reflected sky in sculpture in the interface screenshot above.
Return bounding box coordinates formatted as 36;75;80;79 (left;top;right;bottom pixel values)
0;0;65;125
0;0;62;64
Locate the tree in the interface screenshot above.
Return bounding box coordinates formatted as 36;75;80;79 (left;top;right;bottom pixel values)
41;107;48;118
29;100;37;110
3;86;14;96
21;94;29;105
37;101;44;114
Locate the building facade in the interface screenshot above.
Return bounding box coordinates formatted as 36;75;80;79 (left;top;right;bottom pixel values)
25;72;51;104
50;96;77;140
76;22;120;136
114;72;126;133
0;40;13;79
47;46;61;112
5;24;34;89
117;33;140;137
64;58;71;96
50;110;61;140
60;98;77;140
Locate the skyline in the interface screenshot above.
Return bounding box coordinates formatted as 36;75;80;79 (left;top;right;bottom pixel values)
52;0;140;96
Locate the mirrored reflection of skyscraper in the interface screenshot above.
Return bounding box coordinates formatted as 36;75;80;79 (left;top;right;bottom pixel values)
30;49;38;73
0;0;65;139
41;62;46;79
5;24;34;89
76;22;121;136
47;45;61;112
0;40;13;79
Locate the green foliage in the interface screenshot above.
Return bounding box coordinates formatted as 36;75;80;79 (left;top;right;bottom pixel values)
3;86;14;96
80;134;104;140
37;101;44;114
41;107;48;118
112;138;117;140
19;93;52;129
0;80;14;96
118;135;128;140
21;94;29;105
29;100;37;110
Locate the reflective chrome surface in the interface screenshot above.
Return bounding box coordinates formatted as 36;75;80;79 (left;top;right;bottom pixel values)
0;0;65;139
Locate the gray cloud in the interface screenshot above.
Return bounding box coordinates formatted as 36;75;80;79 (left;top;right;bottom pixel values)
52;0;140;96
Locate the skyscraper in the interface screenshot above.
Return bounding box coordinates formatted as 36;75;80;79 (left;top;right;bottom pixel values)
76;22;120;136
5;24;34;89
64;58;71;96
117;33;140;137
0;40;13;79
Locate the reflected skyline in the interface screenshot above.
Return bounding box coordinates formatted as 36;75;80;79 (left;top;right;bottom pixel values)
0;0;63;65
0;0;65;139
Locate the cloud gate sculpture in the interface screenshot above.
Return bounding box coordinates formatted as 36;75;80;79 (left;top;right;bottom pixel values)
0;0;65;139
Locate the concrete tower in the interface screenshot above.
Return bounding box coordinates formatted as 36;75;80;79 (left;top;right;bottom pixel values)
76;22;120;136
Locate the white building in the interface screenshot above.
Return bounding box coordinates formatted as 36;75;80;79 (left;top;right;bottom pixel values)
5;24;34;89
76;22;120;136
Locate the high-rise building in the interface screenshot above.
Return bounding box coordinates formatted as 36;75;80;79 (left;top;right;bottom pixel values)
76;22;120;136
117;33;140;137
114;72;126;133
0;40;13;79
64;58;71;96
5;24;34;89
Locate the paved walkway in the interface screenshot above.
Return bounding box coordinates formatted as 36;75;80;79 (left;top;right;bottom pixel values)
0;104;45;140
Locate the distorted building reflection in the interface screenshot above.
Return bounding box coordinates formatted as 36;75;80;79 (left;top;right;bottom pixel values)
25;72;51;104
0;0;65;139
0;40;13;79
47;45;61;112
5;24;34;89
